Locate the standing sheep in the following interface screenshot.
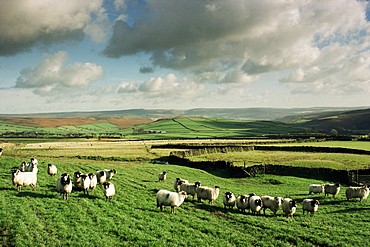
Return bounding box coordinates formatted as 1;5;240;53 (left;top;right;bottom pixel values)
249;195;263;215
174;178;189;192
158;171;167;182
102;181;115;202
236;193;255;213
11;170;37;192
196;186;220;204
56;173;73;200
47;164;57;177
80;174;91;195
309;184;324;194
324;183;340;198
261;196;283;217
73;171;83;189
346;185;370;201
302;199;320;216
96;170;106;184
179;182;201;200
156;190;187;213
223;192;236;209
282;198;297;218
88;173;97;193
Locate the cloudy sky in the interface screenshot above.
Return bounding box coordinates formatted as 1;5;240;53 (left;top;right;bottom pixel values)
1;0;370;114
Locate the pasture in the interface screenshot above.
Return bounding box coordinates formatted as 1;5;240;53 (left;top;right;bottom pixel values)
1;140;370;246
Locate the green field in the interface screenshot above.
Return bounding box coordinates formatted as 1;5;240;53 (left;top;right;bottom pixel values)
1;140;370;246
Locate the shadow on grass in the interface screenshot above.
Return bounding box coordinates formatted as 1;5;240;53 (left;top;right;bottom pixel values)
15;191;54;198
0;187;15;191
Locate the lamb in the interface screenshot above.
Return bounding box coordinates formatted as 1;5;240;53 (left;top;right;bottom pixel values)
302;199;320;216
309;184;324;194
282;198;297;218
156;190;187;213
249;195;263;214
102;181;116;201
346;185;370;201
196;186;220;204
11;170;37;191
47;164;57;177
73;171;83;189
236;193;255;213
88;173;97;193
158;171;167;182
324;183;340;198
261;196;283;216
179;182;201;200
56;173;72;200
80;174;91;195
173;178;189;192
223;192;236;209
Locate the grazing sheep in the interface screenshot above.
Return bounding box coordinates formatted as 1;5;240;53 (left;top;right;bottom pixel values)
324;183;340;198
156;190;187;213
236;193;255;213
96;170;107;184
56;173;73;200
47;164;57;177
261;196;283;216
346;185;370;201
88;173;97;193
158;171;167;182
80;174;91;195
173;178;189;192
73;171;83;189
302;199;320;216
223;192;236;209
309;184;324;194
179;182;201;200
102;182;115;202
196;186;220;204
282;198;297;218
11;170;37;191
249;195;263;215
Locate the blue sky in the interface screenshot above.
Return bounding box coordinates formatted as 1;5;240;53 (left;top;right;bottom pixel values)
1;0;370;114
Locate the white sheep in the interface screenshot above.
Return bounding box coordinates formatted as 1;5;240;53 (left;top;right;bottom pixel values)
158;171;167;182
302;199;320;216
102;181;115;201
236;193;255;213
309;184;324;194
56;173;73;200
47;164;57;177
156;190;187;213
282;198;297;218
88;173;97;193
249;195;263;215
179;181;201;200
223;192;236;209
173;178;189;192
73;171;83;189
196;186;220;204
346;186;370;201
324;183;340;198
261;196;283;216
80;174;91;195
11;170;37;191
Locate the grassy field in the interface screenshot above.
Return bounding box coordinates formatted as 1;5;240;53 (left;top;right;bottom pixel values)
1;140;370;246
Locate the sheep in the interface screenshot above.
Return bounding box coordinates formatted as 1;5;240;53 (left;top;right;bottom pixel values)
236;193;255;213
156;190;187;213
73;171;83;189
80;174;91;195
158;171;167;182
18;161;27;172
96;170;106;184
346;185;370;201
302;199;320;216
173;178;189;192
324;183;340;198
30;158;38;165
88;173;97;193
11;170;37;191
47;164;57;177
308;184;324;194
196;186;220;204
282;198;297;218
18;161;35;172
56;173;72;200
261;196;283;216
249;195;263;215
179;182;201;200
102;182;115;202
104;169;117;180
223;192;236;209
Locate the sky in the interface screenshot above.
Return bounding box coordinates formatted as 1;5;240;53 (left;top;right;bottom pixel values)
1;0;370;114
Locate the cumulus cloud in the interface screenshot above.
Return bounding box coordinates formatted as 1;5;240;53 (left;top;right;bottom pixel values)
15;51;104;95
0;0;107;56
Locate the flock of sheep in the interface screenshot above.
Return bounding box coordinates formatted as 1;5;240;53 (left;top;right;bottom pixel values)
10;158;117;201
156;171;370;216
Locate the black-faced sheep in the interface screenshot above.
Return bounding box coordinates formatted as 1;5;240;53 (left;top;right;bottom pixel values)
179;182;201;200
56;173;72;200
236;194;255;213
47;164;57;177
80;174;91;195
308;184;324;194
102;181;115;202
261;196;283;216
324;183;340;198
73;171;83;189
156;190;187;213
88;173;97;193
346;185;370;201
158;171;167;182
11;170;37;191
173;178;189;192
249;195;263;215
223;192;236;209
282;198;297;218
96;169;117;184
302;199;320;216
196;186;220;204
